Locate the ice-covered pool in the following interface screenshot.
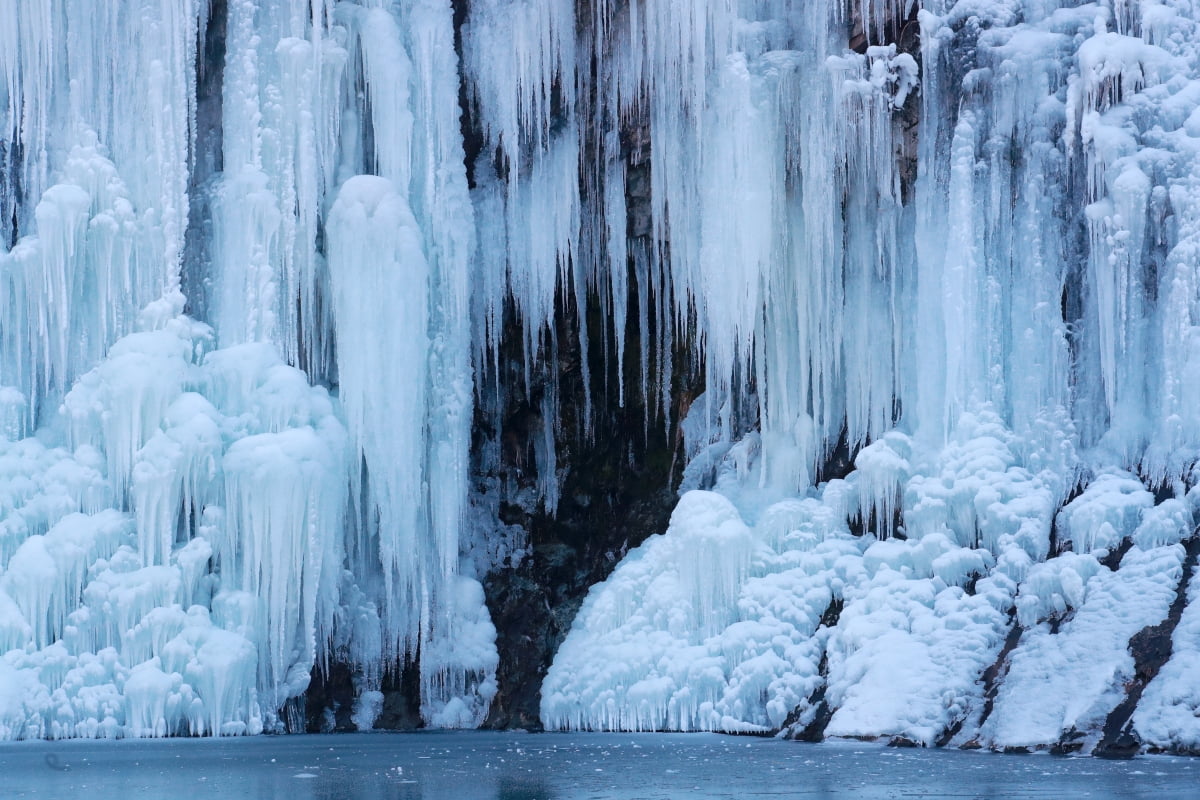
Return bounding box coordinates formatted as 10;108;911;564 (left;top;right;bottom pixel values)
1;731;1196;799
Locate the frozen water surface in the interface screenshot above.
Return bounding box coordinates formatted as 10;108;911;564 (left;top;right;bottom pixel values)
0;732;1196;799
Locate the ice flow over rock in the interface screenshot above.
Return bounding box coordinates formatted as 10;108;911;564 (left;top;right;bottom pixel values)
0;0;489;737
2;0;1200;754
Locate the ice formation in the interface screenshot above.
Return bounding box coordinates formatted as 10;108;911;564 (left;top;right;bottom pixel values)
543;0;1200;754
2;0;1200;754
1;0;492;738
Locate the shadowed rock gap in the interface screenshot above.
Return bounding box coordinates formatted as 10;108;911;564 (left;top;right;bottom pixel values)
1092;533;1200;758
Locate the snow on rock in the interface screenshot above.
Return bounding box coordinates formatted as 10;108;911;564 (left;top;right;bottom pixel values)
983;544;1185;750
1056;470;1155;556
1133;499;1194;550
544;400;1196;748
542;490;858;733
822;546;1007;745
1135;559;1200;751
545;469;1013;742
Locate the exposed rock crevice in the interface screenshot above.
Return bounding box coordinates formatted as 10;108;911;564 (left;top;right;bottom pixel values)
779;599;843;741
479;278;695;728
1092;534;1200;758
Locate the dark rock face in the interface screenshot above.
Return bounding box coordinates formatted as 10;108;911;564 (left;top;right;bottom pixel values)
848;0;920;55
305;659;424;733
887;736;922;748
622;117;653;239
460;0;694;724
952;617;1022;749
780;599;843;741
305;662;358;732
0;136;21;250
181;0;226;326
373;661;425;731
783;655;834;742
482;477;683;729
478;282;694;729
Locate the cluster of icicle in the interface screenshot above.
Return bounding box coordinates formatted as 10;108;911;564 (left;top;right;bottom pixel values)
468;0;1200;500
4;0;1200;749
541;0;1200;753
1;0;492;738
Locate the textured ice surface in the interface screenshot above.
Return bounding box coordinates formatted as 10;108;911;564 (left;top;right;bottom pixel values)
984;544;1185;749
0;0;493;738
541;0;1200;751
1136;560;1200;749
4;0;1200;751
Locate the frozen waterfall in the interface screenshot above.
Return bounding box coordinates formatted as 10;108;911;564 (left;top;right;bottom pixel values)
542;0;1200;752
1;0;488;737
2;0;1200;754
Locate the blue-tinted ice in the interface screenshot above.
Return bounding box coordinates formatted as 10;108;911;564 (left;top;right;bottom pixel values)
1;732;1196;799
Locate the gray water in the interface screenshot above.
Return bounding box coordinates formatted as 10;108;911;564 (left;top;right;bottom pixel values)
0;732;1195;799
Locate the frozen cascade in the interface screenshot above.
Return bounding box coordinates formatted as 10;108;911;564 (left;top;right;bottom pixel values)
2;0;1200;753
1;0;491;738
328;175;430;659
542;0;1200;753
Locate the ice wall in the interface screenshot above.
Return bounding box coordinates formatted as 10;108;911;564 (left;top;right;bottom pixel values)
466;0;1199;501
540;0;1200;753
3;0;1200;751
1;0;492;738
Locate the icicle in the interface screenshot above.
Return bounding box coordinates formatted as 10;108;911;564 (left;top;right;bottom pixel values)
221;421;345;712
1;510;129;650
404;0;477;596
327;175;430;658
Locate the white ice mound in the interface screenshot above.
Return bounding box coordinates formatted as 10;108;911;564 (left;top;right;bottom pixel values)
543;477;1016;742
0;311;346;739
1135;559;1200;751
544;401;1198;749
984;544;1185;749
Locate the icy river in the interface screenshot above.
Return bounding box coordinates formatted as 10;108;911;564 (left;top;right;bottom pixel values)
1;731;1196;799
